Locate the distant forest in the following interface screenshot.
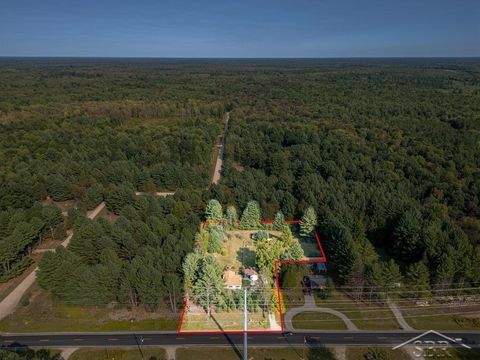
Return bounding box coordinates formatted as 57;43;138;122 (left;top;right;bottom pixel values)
0;58;479;307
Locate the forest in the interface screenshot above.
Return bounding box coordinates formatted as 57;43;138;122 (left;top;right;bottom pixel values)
0;58;479;311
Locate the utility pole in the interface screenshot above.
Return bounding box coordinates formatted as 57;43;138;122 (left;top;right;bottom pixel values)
243;289;248;360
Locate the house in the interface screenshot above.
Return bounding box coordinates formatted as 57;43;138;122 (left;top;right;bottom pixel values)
224;269;242;290
306;275;327;290
242;268;259;284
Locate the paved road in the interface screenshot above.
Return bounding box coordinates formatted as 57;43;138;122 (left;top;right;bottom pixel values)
1;331;478;349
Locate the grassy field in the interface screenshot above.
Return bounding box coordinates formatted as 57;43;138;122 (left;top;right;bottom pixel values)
176;346;335;360
0;284;178;332
292;311;347;330
180;310;277;331
400;300;480;330
314;289;401;330
70;348;166;360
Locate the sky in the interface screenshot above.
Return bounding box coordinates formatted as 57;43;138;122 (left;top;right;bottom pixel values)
0;0;479;57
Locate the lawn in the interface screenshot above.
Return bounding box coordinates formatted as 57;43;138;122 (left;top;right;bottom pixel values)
0;284;178;332
180;309;277;331
70;348;166;360
176;347;335;360
291;224;322;258
292;311;347;330
400;300;480;330
215;230;258;270
314;289;401;330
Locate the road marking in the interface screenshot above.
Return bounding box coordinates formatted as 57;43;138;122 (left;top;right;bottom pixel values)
277;337;284;339
39;339;49;342
143;337;152;340
378;337;387;339
108;338;118;341
176;337;184;340
210;337;219;339
74;338;84;341
343;336;354;339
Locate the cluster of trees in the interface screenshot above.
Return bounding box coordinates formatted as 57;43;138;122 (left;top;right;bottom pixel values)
0;203;65;281
38;192;206;310
182;199;310;316
182;252;277;317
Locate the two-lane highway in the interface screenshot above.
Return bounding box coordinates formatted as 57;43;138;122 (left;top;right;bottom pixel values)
1;331;479;349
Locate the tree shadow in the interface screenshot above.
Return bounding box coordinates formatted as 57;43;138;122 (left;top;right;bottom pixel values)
236;247;256;268
210;314;243;360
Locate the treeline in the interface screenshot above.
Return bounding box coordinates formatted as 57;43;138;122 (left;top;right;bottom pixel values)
0;203;65;281
38;191;205;310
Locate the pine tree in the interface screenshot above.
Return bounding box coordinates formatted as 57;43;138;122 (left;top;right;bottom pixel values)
205;199;223;222
273;211;285;231
283;239;304;260
42;204;63;240
226;206;238;227
300;206;317;237
240;201;261;229
406;261;431;298
85;183;104;210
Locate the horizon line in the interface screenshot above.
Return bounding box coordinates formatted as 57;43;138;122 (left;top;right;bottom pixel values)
1;55;479;60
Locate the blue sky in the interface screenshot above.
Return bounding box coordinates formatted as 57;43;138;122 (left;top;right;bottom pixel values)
0;0;479;57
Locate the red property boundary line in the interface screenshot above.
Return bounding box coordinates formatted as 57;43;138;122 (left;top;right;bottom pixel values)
178;219;327;334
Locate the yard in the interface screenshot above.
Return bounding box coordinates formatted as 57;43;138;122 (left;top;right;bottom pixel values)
214;230;258;271
180;308;277;332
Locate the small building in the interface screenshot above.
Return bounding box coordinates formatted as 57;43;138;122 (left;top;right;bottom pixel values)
306;275;327;290
224;269;242;290
243;268;259;284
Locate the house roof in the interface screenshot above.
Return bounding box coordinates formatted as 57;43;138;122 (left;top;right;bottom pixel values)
243;268;258;276
224;269;242;287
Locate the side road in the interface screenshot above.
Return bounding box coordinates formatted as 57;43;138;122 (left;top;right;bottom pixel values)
0;202;106;321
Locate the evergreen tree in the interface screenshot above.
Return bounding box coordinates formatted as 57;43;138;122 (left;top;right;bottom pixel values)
240;201;261;229
226;205;238;227
393;208;425;263
42;204;63;240
85;183;104;210
300;206;317;237
205;199;223;222
406;261;431;298
282;239;304;260
273;211;285;231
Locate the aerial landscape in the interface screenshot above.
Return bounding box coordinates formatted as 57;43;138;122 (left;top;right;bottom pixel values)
0;0;479;359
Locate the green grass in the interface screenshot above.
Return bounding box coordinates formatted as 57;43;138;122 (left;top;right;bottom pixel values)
216;230;258;270
292;311;347;330
400;300;480;330
314;289;401;330
70;348;166;360
181;310;275;331
176;347;335;360
0;285;178;332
